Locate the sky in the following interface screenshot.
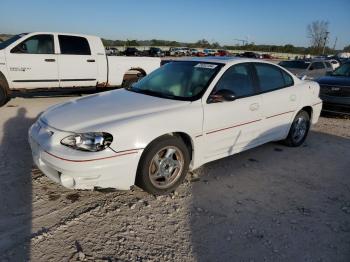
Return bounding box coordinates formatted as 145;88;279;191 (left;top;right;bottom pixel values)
0;0;349;49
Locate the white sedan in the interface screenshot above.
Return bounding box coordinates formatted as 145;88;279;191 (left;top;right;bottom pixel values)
29;57;322;195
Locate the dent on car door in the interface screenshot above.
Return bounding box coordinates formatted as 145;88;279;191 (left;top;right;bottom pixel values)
6;34;59;89
202;63;263;161
254;63;298;141
57;35;98;87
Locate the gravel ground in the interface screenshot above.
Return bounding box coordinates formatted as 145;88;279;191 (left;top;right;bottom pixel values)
0;91;349;262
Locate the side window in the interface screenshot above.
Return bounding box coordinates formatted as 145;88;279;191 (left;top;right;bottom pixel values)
311;62;325;70
281;70;294;87
325;62;332;69
58;35;91;55
213;63;255;98
255;63;286;92
11;34;54;54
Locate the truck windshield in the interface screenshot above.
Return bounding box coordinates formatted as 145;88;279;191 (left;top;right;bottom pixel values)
0;34;27;50
129;61;222;101
331;63;350;77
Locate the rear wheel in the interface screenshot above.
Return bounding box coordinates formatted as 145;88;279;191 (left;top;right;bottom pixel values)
0;77;10;107
284;110;310;147
136;135;190;195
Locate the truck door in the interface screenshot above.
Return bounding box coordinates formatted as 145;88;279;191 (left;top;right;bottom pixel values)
57;35;98;88
6;34;59;89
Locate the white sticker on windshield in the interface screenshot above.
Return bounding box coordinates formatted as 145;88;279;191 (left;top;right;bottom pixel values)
194;63;218;69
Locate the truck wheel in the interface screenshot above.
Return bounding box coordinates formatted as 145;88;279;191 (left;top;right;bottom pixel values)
0;76;10;107
136;135;190;195
122;72;144;89
284;110;310;147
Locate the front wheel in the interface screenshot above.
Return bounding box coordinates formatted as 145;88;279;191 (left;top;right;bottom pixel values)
284;110;310;147
136;135;190;195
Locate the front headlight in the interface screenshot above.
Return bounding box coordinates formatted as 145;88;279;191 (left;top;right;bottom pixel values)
61;132;113;152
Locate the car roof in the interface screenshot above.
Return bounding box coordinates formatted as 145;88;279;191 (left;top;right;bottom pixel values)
169;56;261;65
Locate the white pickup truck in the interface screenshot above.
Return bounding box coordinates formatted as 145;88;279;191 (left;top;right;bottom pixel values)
0;32;160;106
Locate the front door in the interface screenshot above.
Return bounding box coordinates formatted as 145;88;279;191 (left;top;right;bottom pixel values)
6;34;59;89
202;63;263;162
57;35;98;88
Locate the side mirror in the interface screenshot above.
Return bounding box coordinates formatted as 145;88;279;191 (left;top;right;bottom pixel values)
309;66;314;71
209;89;236;103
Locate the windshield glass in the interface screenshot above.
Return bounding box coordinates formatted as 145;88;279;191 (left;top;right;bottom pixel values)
129;61;223;101
331;63;350;77
0;34;27;50
279;60;310;69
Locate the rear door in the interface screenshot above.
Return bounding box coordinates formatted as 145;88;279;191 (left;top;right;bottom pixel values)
253;63;299;141
57;35;98;87
6;34;59;89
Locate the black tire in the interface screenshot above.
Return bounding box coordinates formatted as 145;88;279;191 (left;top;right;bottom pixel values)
136;135;190;195
284;110;310;147
0;76;10;107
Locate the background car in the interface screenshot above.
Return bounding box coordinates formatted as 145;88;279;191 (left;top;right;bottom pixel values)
105;47;119;56
190;48;199;56
237;51;261;59
168;47;187;56
124;47;142;56
203;49;218;56
327;59;340;70
279;60;333;79
317;62;350;114
262;53;274;59
217;50;230;56
145;47;165;57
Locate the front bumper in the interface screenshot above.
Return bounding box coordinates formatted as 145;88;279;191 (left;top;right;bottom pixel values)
320;95;350;114
28;123;143;190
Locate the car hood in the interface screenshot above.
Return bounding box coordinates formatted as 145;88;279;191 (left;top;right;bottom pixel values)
316;75;350;86
41;89;190;131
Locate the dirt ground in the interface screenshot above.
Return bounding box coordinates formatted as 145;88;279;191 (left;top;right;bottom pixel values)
0;90;349;262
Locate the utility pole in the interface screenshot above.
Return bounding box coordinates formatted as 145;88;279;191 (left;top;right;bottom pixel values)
332;37;338;51
322;31;330;55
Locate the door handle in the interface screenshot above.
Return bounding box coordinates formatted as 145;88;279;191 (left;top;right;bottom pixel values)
249;103;260;111
290;94;296;101
44;59;56;62
87;59;95;62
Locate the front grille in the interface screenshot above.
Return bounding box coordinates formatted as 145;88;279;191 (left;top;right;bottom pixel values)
320;84;350;97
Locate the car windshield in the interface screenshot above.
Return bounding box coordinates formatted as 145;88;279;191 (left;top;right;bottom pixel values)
279;60;310;69
0;33;27;50
129;61;223;101
331;63;350;77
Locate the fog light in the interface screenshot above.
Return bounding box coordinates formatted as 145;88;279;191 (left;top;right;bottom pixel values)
60;174;75;188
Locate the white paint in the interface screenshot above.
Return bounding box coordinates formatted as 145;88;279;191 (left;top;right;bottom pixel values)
28;57;322;190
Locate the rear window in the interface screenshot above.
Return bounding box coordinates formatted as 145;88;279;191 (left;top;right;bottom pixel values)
311;62;325;70
279;61;309;69
58;35;91;55
325;62;333;69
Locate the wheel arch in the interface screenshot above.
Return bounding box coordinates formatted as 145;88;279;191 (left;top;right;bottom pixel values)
300;106;313;121
136;131;195;176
